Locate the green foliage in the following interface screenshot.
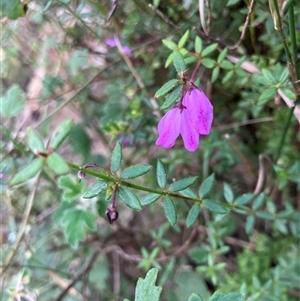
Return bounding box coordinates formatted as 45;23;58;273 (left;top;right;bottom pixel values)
163;196;177;225
160;85;182;110
27;128;46;154
186;203;201;228
199;174;215;198
156;160;167;189
0;0;25;20
83;180;108;199
50;119;74;151
140;193;161;206
46;152;69;175
173;51;187;74
203;199;228;214
10;158;44;186
118;186;142;210
61;208;96;248
2;0;299;300
133;268;162;301
169;176;198;192
209;291;244;301
120;163;152;179
155;79;180;98
110;141;122;173
0;85;26;117
58;175;86;201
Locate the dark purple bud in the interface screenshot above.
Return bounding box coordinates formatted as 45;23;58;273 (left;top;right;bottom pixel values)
77;170;86;182
106;205;118;225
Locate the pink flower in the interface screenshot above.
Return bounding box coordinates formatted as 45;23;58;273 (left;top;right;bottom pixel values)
105;37;132;57
156;87;213;152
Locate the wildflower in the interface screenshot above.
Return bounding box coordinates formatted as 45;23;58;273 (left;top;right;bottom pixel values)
156;86;213;152
105;37;132;57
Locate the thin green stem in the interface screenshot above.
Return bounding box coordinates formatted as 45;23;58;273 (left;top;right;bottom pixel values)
271;0;292;62
275;105;295;162
288;2;300;84
67;162;204;203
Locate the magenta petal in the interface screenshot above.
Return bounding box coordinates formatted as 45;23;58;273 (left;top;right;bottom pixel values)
105;38;117;47
184;88;213;135
180;108;199;152
156;107;181;148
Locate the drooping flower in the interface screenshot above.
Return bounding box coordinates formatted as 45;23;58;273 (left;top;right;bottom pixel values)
156;86;213;152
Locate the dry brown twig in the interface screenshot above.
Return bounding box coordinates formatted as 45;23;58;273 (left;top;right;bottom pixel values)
54;250;100;301
228;0;256;50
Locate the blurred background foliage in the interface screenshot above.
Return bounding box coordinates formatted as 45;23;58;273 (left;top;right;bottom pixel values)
0;0;299;300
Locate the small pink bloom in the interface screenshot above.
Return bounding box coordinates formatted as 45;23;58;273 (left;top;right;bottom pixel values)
156;107;181;148
156;86;213;152
184;88;213;135
105;37;132;57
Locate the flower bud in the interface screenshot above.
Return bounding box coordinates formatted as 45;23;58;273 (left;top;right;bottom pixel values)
106;206;118;225
77;170;86;182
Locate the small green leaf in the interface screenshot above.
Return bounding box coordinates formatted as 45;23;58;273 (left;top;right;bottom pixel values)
217;48;228;63
209;291;245;301
222;70;234;83
0;84;25;117
27;128;46;154
61;208;96;248
211;67;220;83
155;79;179;98
156;160;167;189
203;199;228;214
135;268;162;301
279;68;290;83
59;175;85;201
0;0;24;20
178;30;189;48
245;215;255;234
220;60;234;69
235;193;254;205
162;39;177;50
111;141;122;173
186;204;201;228
202;43;218;56
120;164;152;179
46;153;69;175
257;88;276;105
280;88;296;100
165;52;175;68
50;119;74;151
202;58;215;68
169;176;198;192
179;48;188;56
173;51;186;74
195;36;203;53
118;186;142;210
83;181;108;199
223;183;234;203
262;69;276;85
252;193;265;210
188;293;204;301
161;85;182;110
227;0;240;6
163;196;177;225
256;211;274;220
140;193;161;206
10;158;44;186
199;174;215;198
